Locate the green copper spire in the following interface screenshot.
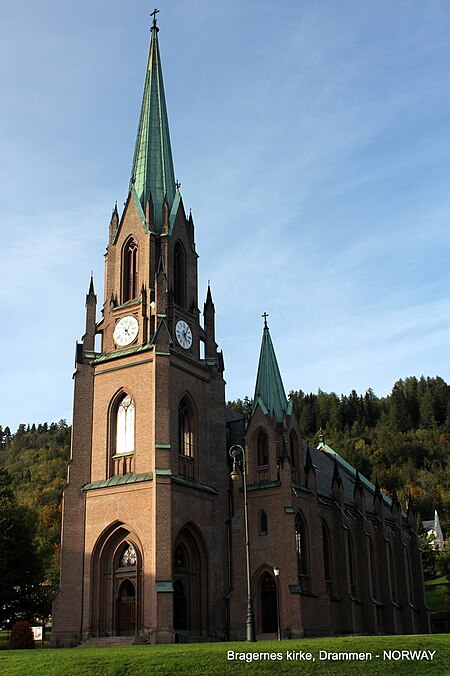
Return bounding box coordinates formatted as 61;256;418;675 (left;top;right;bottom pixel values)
253;314;292;423
130;15;176;232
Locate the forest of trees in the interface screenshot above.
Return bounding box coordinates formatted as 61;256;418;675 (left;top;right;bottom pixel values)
230;375;450;536
0;375;448;624
0;421;70;626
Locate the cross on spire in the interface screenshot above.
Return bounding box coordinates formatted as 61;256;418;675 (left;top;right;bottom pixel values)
262;312;269;328
151;8;160;30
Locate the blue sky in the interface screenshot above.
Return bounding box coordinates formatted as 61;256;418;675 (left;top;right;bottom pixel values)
1;0;449;430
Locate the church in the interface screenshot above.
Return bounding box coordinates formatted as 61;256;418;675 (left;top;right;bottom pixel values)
52;15;429;646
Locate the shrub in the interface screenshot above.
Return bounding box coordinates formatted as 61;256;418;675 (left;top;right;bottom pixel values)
9;621;35;649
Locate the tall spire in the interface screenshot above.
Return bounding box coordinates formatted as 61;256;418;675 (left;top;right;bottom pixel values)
253;315;291;423
130;11;176;232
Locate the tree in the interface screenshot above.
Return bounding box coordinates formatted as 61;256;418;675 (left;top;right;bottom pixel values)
418;526;438;580
0;468;49;626
9;621;35;649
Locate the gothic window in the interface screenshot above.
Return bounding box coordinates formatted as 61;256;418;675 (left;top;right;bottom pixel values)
289;430;299;477
387;542;396;602
111;393;135;475
295;511;310;591
174;543;188;570
179;397;195;458
259;510;268;536
257;430;269;468
404;549;415;605
122;238;139;302
347;531;356;597
120;544;137;568
322;521;333;596
116;395;135;454
368;537;377;598
173;241;186;308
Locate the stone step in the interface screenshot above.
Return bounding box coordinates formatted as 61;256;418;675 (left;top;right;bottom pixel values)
78;636;141;648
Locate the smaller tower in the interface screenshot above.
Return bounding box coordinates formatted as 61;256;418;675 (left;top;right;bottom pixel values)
229;315;309;640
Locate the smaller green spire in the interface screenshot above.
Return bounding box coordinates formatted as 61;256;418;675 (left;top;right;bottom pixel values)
253;315;291;423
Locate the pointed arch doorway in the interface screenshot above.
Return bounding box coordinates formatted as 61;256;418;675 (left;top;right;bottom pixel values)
173;526;208;637
91;525;142;638
117;579;136;636
260;572;277;633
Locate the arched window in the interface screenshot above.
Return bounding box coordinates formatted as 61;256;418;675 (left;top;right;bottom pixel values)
116;395;135;454
404;549;415;605
295;511;310;590
257;430;269;468
322;521;333;596
173;241;186;308
259;510;268;536
368;537;377;598
387;542;396;602
111;393;135;475
119;543;137;568
347;531;356;597
289;430;299;478
179;398;195;457
122;238;139;302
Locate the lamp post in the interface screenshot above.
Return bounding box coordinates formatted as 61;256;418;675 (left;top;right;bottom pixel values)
229;444;256;642
273;565;281;640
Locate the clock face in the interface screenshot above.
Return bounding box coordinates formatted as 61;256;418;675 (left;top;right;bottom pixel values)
175;319;193;349
113;315;139;347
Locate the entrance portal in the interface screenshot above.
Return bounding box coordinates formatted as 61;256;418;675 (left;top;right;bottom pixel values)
117;579;136;636
90;525;142;639
260;573;277;633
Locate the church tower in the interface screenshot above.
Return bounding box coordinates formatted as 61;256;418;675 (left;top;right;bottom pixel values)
52;14;228;646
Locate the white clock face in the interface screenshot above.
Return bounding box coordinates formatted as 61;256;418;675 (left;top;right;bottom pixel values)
175;320;193;349
113;315;139;347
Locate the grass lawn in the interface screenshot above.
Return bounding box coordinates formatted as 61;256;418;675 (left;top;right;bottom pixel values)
0;634;448;676
425;576;449;612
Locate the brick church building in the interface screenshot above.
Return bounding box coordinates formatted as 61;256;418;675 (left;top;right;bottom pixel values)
52;15;430;646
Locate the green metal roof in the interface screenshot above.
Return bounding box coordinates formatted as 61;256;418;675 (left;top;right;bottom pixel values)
82;471;153;491
130;24;176;233
253;321;292;423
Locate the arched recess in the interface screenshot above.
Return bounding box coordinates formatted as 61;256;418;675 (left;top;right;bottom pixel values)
346;530;356;597
173;523;208;636
322;520;333;596
90;522;143;638
367;535;377;599
289;430;299;480
122;237;139;302
255;429;269;469
259;510;268;536
109;390;135;476
173;240;186;308
295;510;310;591
253;566;277;634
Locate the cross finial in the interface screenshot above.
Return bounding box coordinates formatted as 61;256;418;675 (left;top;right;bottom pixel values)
151;8;160;31
175;179;181;190
262;312;269;328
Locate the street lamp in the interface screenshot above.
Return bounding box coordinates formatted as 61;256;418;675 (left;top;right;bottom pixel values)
229;444;256;642
273;565;281;640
